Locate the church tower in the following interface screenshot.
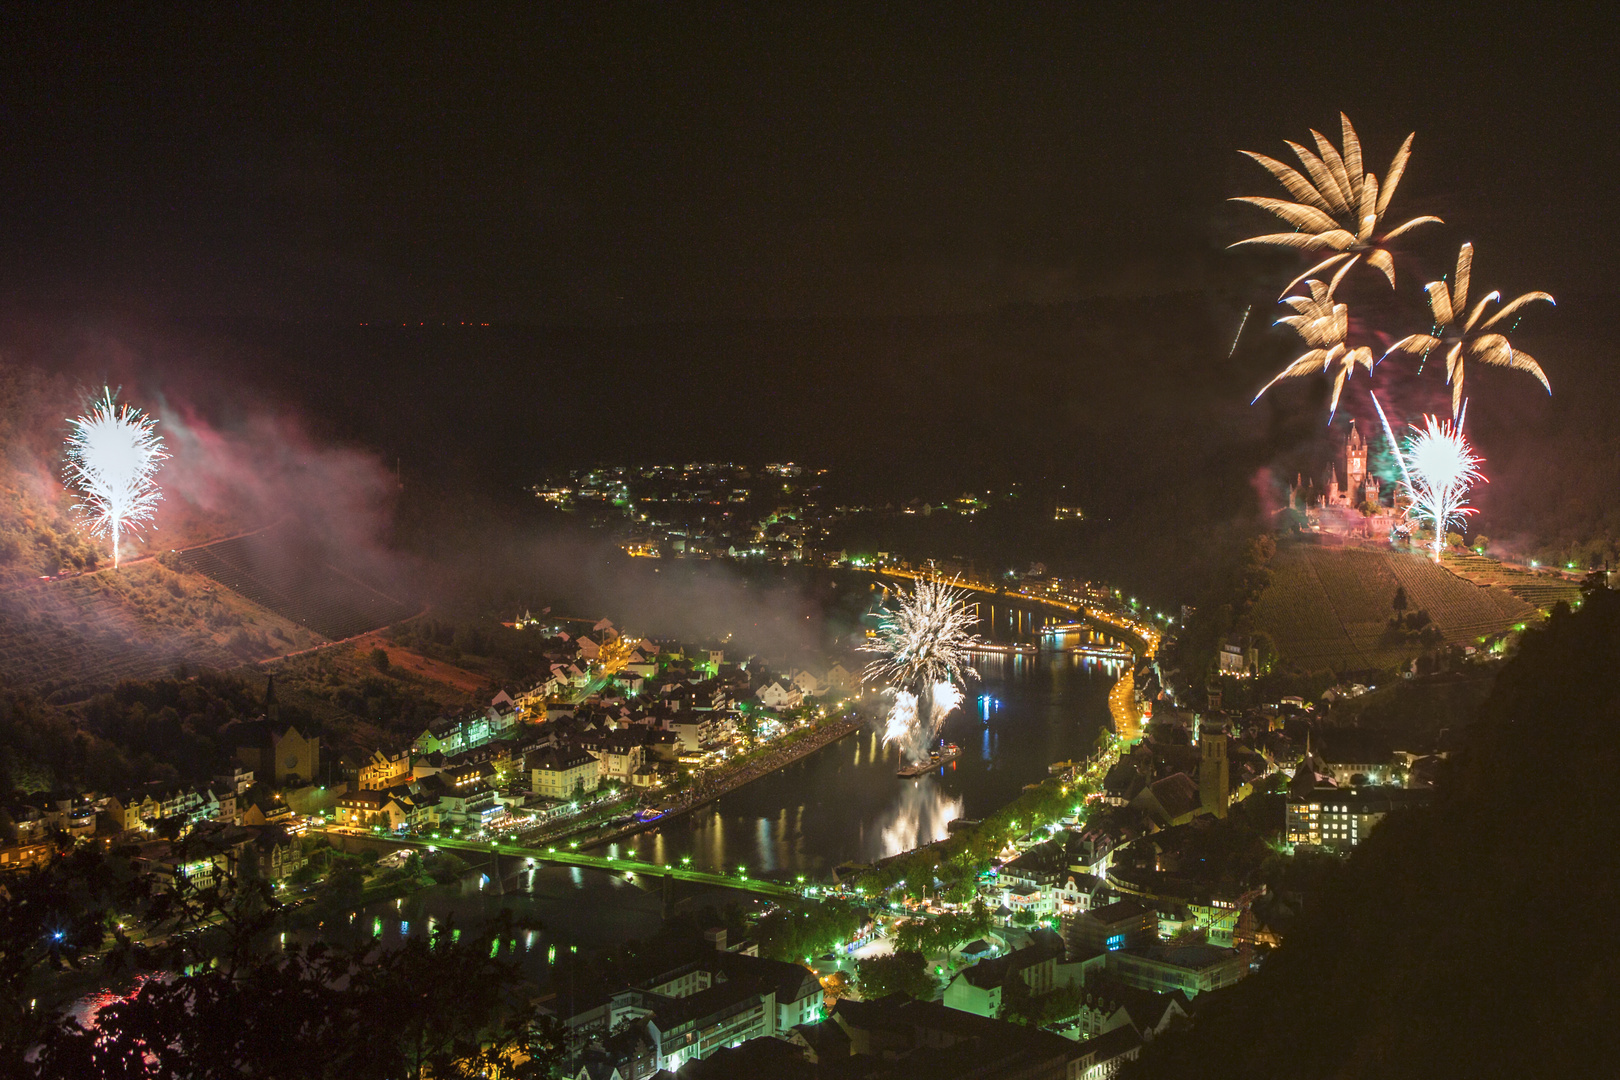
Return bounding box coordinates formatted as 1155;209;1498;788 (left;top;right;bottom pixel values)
1200;732;1230;819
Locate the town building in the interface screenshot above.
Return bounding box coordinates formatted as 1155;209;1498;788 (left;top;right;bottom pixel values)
335;789;387;829
528;745;601;801
1104;943;1250;997
419;774;498;828
551;945;823;1076
942;944;1061;1017
226;719;321;787
756;681;803;710
358;749;412;790
250;825;306;881
1073;1025;1144;1080
0;843;51;873
1286;784;1431;852
240;789;293;827
109;781;234;834
830;996;1088;1078
1199;733;1229;818
1063;899;1159;957
1131;773;1203;829
214;763;255;795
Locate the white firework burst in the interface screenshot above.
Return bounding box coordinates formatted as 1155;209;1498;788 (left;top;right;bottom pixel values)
64;388;169;568
1400;413;1483;559
863;578;982;763
862;577;981;689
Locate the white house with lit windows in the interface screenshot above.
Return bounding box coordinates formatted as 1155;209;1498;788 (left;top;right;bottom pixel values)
527;746;601;801
1285;785;1430;852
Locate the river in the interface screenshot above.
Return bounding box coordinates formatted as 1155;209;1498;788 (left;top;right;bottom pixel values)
591;633;1125;877
60;628;1125;1020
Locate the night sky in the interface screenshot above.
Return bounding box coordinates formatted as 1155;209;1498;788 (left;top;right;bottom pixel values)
4;6;1611;323
1;6;1615;584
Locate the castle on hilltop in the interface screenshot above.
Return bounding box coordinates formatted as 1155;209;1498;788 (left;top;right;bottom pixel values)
1291;419;1380;510
1288;420;1407;539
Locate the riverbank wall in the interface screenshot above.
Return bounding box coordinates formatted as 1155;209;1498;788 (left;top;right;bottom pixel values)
588;715;865;847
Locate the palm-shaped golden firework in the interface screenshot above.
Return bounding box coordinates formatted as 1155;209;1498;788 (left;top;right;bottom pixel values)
1233;113;1443;296
1385;242;1553;418
1253;279;1375;421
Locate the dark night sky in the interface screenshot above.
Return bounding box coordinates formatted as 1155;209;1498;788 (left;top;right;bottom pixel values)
2;5;1612;323
1;5;1616;589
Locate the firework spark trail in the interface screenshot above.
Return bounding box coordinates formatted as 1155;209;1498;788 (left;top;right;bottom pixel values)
1227;304;1251;359
863;578;982;764
1399;412;1484;559
928;681;964;732
1231;112;1442;296
862;578;981;690
1368;392;1414;491
884;690;919;747
64;388;169;568
1383;242;1554;419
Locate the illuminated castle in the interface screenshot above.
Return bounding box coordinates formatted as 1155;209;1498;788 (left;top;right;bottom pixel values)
1293;419;1381;511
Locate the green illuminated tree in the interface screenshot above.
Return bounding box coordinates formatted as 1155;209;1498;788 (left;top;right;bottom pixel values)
855;950;935;1001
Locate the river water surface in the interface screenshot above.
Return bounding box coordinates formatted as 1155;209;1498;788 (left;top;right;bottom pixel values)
592;638;1123;877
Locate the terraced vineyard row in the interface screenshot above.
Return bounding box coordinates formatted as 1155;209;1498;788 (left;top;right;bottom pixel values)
1307;549;1404;625
1250;542;1533;672
1440;553;1583;613
175;533;415;640
1384;553;1534;640
1247;550;1362;668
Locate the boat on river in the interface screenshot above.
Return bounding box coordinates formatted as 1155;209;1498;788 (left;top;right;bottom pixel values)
1067;642;1134;660
970;642;1040;655
897;742;961;777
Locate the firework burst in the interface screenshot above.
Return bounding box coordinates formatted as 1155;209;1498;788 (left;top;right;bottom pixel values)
863;578;982;764
63;388;169;568
1253;277;1375;421
1398;412;1484;559
1384;242;1554;419
1232;112;1442;296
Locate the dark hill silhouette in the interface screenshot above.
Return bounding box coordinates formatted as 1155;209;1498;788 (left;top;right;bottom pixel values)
1132;587;1620;1079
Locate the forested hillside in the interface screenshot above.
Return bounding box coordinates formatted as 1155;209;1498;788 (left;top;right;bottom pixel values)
1133;588;1620;1079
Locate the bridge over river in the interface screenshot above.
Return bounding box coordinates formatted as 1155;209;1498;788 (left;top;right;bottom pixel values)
873;568;1160;658
330;829;806;901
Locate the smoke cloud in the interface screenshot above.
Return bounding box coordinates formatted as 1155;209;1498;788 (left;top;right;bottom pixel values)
428;523;852;663
151;398;406;589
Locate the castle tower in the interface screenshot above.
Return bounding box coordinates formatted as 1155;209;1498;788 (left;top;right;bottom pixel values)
1322;463;1342;507
1200;732;1230;819
1344;419;1367;497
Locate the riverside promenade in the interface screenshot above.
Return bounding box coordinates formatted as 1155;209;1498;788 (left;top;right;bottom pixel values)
586;714;866;848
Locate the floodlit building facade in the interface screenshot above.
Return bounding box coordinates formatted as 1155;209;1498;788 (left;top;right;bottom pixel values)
528;746;601;801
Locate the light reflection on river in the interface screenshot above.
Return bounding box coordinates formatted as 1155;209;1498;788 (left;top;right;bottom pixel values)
592;641;1124;876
